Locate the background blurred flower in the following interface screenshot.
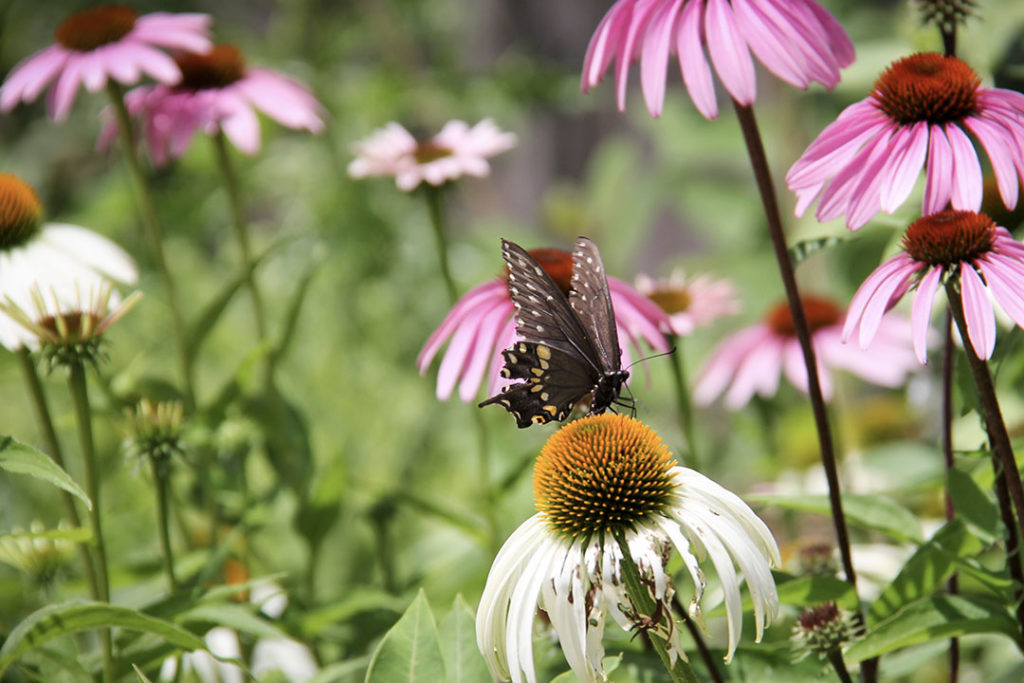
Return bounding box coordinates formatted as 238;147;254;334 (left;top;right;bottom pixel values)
348;119;517;191
843;210;1024;363
418;247;669;402
0;173;136;351
695;295;919;408
476;414;779;682
582;0;853;118
787;53;1024;230
0;6;211;121
100;44;324;163
636;268;740;336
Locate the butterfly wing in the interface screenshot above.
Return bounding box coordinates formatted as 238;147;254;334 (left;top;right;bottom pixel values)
501;239;602;367
568;237;623;374
478;342;595;427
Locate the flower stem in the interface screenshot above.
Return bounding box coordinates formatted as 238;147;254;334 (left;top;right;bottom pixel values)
828;649;855;683
667;335;698;465
613;530;698;683
731;102;858;584
993;461;1024;647
944;281;1024;543
67;362;113;683
211;131;272;387
150;456;179;591
17;349;101;599
472;408;498;553
423;186;459;305
733;101;875;682
941;313;960;682
106;82;195;411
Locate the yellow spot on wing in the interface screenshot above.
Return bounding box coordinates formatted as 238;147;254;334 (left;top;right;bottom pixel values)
536;345;552;360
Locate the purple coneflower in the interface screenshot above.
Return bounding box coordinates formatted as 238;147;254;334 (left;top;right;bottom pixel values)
695;295;919;408
99;44;324;163
843;210;1024;363
348;119;517;191
788;53;1024;230
582;0;853;119
418;247;669;402
0;5;211;121
636;268;740;336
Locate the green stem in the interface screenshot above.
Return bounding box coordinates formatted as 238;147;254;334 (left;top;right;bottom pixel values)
106;82;195;410
612;530;698;683
472;408;498;553
827;649;855;683
423;186;458;304
667;335;698;465
17;349;100;599
941;313;961;682
151;456;179;591
67;362;113;683
211;131;272;387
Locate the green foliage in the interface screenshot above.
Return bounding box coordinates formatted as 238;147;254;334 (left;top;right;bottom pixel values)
0;435;91;510
364;590;444;683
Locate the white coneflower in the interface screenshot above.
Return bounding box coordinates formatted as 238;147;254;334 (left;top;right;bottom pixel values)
476;414;780;683
0;173;137;352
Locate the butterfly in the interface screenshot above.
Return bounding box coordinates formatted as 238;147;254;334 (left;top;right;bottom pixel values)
478;237;630;428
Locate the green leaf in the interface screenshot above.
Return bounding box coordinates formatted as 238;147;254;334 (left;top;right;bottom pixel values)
948;468;1001;541
550;655;622;682
303;590;406;637
22;645;92;682
846;595;1019;662
295;455;347;556
868;519;981;625
0;601;207;676
270;252;323;367
776;575;859;611
178;603;284;640
0;527;92;544
749;493;922;543
364;589;444;683
133;664;153;682
438;595;489;683
788;236;844;265
0;435;91;510
241;386;312;497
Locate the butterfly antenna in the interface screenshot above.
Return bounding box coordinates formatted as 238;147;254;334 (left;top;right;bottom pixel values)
623;346;677;373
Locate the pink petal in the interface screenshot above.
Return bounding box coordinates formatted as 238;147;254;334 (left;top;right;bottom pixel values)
782;336;831;399
694;325;768;405
459;302;511;402
923;124;953;214
786;102;883;189
130;44;182;84
960;264;996;360
855;259;916;349
218;94;262;154
676;0;718;119
640;0;685;117
238;69;324;132
945;124;983;211
815;123;894;227
842;255;916;342
48;56;85;121
582;1;632;90
725;335;783;408
732;0;807;88
879;121;928;212
804;0;854;66
964;115;1019;210
978;257;1024;331
418;281;508;369
911;265;942;364
616;0;662;112
706;0;757;105
0;45;69;110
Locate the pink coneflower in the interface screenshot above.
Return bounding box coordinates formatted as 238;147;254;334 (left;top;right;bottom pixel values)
418;247;670;402
695;295;919;408
581;0;854;119
636;268;740;336
0;5;211;122
99;44;324;163
787;53;1024;230
348;119;517;191
843;210;1024;364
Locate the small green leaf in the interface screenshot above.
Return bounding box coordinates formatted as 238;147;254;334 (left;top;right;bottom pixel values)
0;601;207;676
948;468;1000;540
133;664;154;682
439;595;489;683
365;589;444;683
303;590;406;637
750;493;922;543
178;603;284;640
788;236;844;265
0;435;91;510
845;595;1019;662
868;519;980;625
776;575;859;611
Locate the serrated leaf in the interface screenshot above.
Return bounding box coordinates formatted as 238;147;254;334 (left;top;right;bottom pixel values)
868;519;981;625
749;493;922;543
364;589;444;683
0;601;207;676
948;468;1001;540
0;435;91;510
439;595;489;683
845;595;1019;662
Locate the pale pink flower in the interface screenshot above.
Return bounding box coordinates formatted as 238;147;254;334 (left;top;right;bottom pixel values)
0;6;211;122
348;119;517;191
636;268;740;336
418;247;670;402
582;0;854;119
695;295;919;409
99;44;324;163
843;210;1024;364
788;53;1024;230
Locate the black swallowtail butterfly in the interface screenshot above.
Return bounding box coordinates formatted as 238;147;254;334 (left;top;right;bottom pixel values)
478;237;630;427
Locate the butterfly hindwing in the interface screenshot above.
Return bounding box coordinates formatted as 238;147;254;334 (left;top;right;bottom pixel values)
569;237;622;374
479;342;595;428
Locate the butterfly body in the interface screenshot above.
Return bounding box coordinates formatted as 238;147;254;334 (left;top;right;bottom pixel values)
479;237;629;428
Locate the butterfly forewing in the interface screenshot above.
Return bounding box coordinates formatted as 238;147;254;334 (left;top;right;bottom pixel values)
501;239;601;365
569;237;622;373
